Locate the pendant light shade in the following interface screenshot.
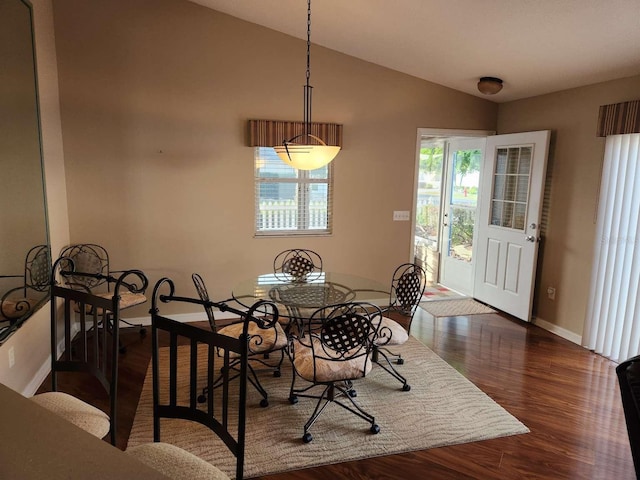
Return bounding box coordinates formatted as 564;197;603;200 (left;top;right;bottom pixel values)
275;0;340;170
274;135;340;170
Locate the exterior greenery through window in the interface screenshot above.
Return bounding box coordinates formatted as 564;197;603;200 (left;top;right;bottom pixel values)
254;147;332;236
416;145;481;258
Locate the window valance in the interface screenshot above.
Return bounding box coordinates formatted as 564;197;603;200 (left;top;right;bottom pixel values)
597;100;640;137
247;120;343;147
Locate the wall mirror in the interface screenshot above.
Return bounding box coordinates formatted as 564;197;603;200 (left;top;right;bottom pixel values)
0;0;50;343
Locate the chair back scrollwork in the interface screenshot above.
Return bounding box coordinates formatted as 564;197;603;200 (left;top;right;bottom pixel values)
389;263;427;318
274;248;323;282
0;245;51;326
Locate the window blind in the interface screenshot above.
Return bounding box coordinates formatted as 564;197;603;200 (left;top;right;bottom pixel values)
254;147;332;236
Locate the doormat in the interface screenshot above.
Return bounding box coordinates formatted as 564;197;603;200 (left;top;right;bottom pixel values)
420;298;496;317
422;284;466;302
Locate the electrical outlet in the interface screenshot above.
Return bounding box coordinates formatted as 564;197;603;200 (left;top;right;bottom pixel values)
393;210;410;221
547;286;556;301
8;347;15;368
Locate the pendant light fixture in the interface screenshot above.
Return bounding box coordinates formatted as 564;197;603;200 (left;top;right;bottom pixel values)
274;0;340;170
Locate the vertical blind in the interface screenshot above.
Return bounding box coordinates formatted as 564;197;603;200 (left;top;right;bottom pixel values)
583;133;640;361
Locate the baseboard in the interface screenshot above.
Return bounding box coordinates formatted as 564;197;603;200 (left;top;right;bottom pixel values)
25;322;82;397
532;317;582;345
24;358;52;397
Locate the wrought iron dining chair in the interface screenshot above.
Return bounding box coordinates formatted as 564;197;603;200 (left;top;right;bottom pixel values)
616;355;640;479
372;263;427;391
31;258;146;445
192;273;287;407
272;248;324;330
126;277;247;480
0;244;50;328
287;301;382;443
59;243;148;352
273;248;323;281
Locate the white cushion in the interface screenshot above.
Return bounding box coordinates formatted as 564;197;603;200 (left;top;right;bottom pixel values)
291;337;372;383
374;316;409;346
127;442;230;480
31;391;110;439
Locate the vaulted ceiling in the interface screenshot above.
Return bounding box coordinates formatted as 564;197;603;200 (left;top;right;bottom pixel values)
191;0;640;103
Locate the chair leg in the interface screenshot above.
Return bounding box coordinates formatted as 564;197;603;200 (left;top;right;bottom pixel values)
373;346;411;391
247;363;270;407
292;381;380;443
197;360;270;407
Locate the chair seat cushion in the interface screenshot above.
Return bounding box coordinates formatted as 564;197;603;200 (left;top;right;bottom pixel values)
73;292;147;314
219;320;288;354
31;391;110;439
291;337;372;383
374;316;409;346
0;297;38;320
126;442;230;480
97;291;147;309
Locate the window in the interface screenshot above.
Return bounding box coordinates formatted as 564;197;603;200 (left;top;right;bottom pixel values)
254;147;332;236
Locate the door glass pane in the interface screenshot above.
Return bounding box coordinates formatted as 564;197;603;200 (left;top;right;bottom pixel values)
507;149;519;174
491;201;503;225
502;202;514;228
447;148;481;263
514;203;526;230
493;174;505;199
516;175;529;202
489;146;531;232
505;175;516;201
496;149;508;173
518;147;532;173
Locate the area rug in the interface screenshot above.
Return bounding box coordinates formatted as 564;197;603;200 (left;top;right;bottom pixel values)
128;337;526;479
420;298;496;317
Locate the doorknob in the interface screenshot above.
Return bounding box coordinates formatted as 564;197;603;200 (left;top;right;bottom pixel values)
525;235;538;243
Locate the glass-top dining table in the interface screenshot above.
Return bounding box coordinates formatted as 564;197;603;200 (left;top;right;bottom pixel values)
232;272;391;325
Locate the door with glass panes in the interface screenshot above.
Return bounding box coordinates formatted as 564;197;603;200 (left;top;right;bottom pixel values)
473;130;550;321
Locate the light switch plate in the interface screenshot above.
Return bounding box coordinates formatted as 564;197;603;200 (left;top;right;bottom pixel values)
393;210;410;221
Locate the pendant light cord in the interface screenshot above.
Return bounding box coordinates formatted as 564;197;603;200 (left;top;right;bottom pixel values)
304;0;312;137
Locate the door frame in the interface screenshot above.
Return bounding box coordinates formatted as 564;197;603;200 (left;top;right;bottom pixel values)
412;128;495;283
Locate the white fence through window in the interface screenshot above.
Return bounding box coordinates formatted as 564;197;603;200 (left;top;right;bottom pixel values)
258;200;328;231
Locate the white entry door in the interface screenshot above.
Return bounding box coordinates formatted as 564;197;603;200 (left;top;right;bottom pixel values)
473;131;550;321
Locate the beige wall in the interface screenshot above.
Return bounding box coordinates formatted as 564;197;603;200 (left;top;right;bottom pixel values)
497;75;640;338
52;0;497;317
0;0;70;395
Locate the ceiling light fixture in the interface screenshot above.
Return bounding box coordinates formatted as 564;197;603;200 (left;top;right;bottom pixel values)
274;0;340;170
477;77;504;95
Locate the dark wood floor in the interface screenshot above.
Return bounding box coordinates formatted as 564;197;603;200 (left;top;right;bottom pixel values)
37;309;636;479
